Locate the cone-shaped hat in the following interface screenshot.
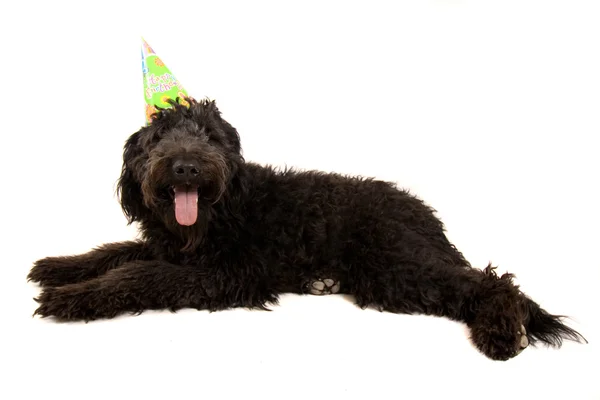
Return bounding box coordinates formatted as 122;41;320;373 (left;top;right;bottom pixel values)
141;38;190;124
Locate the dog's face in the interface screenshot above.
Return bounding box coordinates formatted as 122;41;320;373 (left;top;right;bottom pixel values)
117;99;243;229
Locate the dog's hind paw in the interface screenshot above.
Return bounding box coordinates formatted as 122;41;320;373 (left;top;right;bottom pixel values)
304;278;340;295
517;324;529;354
470;320;530;361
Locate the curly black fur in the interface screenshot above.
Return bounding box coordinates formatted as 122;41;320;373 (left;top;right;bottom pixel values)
28;98;586;360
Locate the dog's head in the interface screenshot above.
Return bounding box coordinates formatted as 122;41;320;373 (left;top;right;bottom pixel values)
117;98;243;232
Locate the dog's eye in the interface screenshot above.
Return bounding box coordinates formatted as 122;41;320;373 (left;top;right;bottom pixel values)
207;135;222;145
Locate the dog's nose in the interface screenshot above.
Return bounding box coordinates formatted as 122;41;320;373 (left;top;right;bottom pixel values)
172;158;201;182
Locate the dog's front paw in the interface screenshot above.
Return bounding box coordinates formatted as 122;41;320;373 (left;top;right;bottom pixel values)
28;256;87;287
33;285;102;321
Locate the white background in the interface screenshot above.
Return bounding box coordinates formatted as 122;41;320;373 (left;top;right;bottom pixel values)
1;0;599;398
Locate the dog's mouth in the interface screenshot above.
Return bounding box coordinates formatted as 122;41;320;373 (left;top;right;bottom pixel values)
171;185;199;226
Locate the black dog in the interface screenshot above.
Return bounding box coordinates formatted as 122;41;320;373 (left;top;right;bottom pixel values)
28;98;585;360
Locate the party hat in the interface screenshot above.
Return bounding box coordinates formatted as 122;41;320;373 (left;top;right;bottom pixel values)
141;38;190;124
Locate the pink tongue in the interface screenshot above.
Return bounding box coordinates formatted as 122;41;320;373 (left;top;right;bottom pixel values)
174;186;198;226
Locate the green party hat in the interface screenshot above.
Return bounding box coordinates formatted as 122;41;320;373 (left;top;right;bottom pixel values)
141;38;190;124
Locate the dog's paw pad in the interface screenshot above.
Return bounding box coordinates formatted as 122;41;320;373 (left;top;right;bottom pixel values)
306;278;340;295
470;319;531;360
516;324;529;354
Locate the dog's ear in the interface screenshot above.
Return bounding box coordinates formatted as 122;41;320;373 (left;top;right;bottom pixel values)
117;133;146;224
202;100;242;155
221;119;242;155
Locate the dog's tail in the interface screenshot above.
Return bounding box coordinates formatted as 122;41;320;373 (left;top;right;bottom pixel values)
523;295;587;347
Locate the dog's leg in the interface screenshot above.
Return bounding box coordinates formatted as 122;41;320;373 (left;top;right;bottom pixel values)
465;266;585;359
33;260;277;321
354;262;585;360
28;241;153;287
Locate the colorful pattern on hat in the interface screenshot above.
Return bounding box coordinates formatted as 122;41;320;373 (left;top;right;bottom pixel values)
141;38;190;124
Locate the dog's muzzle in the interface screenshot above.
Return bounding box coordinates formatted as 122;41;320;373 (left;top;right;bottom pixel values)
170;156;202;226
